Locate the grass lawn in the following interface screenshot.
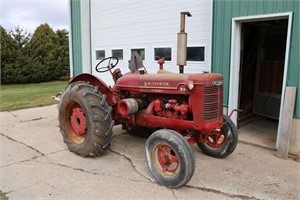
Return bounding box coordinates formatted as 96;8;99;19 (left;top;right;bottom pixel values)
0;81;68;111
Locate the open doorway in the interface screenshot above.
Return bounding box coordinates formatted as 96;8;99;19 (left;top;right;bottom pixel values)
238;19;288;149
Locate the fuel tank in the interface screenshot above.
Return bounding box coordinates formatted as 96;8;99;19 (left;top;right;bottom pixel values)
113;70;223;94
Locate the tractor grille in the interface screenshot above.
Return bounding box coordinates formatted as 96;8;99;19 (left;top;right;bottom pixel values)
204;86;223;121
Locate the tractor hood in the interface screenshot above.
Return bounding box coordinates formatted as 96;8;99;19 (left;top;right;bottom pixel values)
113;70;223;94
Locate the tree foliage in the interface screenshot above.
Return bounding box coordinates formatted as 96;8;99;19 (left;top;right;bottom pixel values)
9;26;31;49
1;24;70;84
1;26;18;83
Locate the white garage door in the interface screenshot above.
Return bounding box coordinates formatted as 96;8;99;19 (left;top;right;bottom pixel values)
90;0;212;86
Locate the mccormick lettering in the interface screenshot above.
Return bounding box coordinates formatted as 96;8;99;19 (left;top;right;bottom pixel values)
144;82;170;86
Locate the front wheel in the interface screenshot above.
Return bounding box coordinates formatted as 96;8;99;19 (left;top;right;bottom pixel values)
197;116;238;158
145;129;195;188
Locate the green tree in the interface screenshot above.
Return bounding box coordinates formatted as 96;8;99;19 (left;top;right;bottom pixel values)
9;26;31;48
10;26;32;83
28;23;69;82
56;29;70;80
1;26;18;83
1;24;70;84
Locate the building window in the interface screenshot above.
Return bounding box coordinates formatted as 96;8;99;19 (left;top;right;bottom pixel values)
131;48;145;60
154;48;172;61
112;49;123;60
96;50;105;60
187;47;205;62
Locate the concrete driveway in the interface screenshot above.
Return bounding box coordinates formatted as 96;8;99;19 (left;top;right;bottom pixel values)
1;105;299;200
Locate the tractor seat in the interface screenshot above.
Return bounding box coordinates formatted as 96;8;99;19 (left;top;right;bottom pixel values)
157;69;174;74
128;52;144;72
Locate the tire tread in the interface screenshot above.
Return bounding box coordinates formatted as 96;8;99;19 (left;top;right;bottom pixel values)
58;82;114;157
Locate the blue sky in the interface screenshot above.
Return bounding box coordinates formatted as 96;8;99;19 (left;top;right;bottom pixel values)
0;0;69;33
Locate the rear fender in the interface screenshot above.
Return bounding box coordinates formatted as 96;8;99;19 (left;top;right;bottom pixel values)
69;73;117;106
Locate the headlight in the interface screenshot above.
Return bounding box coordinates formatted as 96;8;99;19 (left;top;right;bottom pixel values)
213;80;223;86
187;80;194;90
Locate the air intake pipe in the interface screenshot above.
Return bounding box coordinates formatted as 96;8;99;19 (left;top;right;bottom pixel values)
117;98;139;118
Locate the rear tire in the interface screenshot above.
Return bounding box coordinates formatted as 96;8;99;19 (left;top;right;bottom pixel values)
197;116;238;158
145;129;195;188
58;82;114;157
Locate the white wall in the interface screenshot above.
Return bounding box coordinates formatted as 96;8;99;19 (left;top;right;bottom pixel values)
90;0;212;86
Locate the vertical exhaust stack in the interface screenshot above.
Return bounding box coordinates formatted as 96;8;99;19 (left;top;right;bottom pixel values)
177;12;192;74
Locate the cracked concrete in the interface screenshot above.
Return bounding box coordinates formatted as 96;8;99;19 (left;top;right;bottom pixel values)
109;149;153;183
0;133;45;157
1;105;299;200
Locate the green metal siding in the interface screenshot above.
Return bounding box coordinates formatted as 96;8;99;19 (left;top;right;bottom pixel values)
212;0;300;116
70;0;82;76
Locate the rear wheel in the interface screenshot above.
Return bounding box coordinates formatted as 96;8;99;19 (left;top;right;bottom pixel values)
197;116;238;158
145;129;195;188
58;82;114;157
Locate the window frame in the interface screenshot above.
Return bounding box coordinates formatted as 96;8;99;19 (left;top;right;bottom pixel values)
111;49;124;60
153;47;172;61
186;46;206;63
95;50;106;60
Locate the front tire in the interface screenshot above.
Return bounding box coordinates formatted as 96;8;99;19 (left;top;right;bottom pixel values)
197;116;238;158
145;129;195;188
58;82;114;157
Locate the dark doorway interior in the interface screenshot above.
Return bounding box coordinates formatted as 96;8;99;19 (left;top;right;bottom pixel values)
238;19;288;149
239;19;288;125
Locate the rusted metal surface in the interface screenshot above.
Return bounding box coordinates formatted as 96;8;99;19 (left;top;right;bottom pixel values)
228;109;243;120
154;144;179;174
204;129;227;149
70;107;86;135
157;58;165;70
64;101;87;144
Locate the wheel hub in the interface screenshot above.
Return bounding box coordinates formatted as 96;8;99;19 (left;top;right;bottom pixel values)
159;154;171;166
206;130;226;148
70;107;87;135
157;145;179;173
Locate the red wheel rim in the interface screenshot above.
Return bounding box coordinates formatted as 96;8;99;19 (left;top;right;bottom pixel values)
151;143;180;178
70;107;86;135
65;101;87;144
205;129;227;149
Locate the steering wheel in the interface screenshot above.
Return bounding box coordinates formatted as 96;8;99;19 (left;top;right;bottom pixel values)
95;57;119;73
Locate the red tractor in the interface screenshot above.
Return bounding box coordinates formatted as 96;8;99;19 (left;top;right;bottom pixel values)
58;13;238;188
58;54;238;188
